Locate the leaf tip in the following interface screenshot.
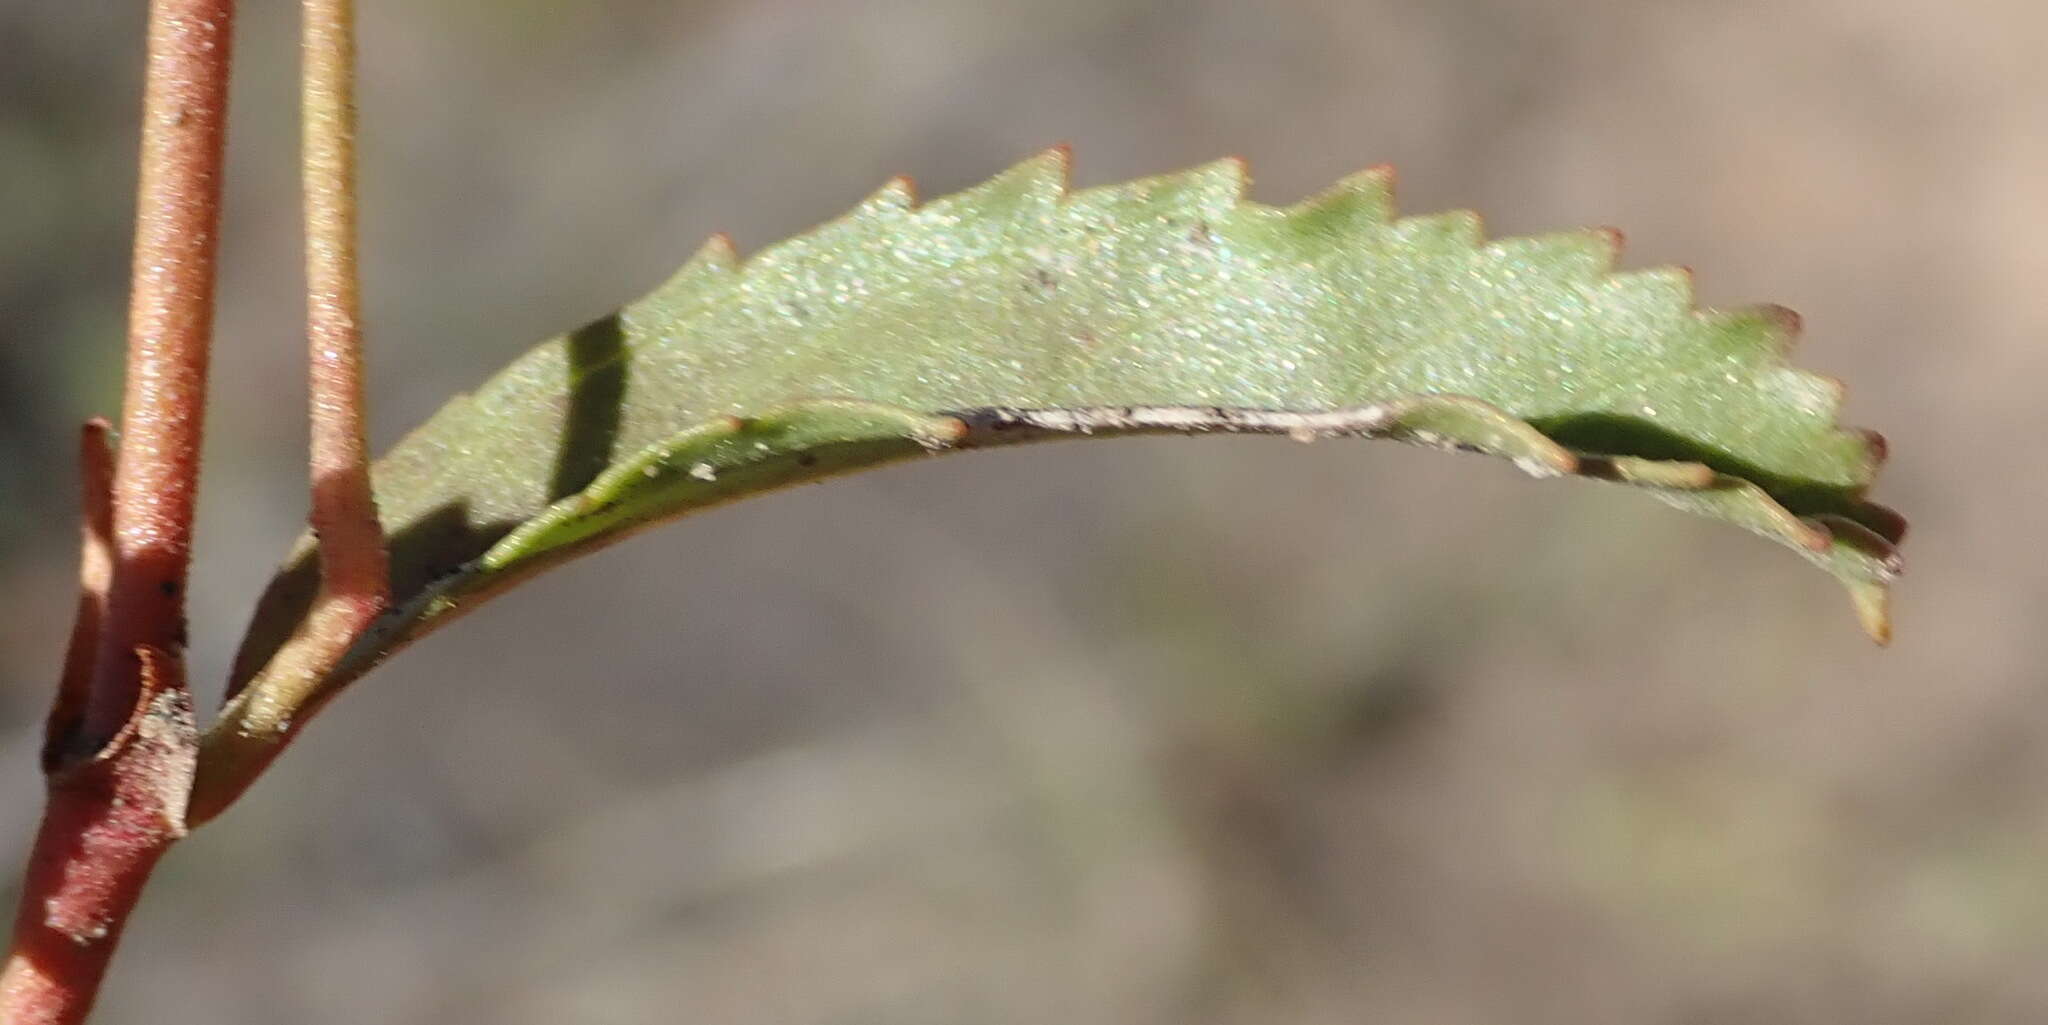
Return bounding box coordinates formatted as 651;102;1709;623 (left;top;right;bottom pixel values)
1851;584;1893;646
1809;514;1901;644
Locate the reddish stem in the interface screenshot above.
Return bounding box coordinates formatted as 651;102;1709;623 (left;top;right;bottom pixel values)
1;1;234;1021
86;0;237;748
1;655;197;1025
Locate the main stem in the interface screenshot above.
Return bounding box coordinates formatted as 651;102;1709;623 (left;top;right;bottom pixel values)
0;1;235;1021
86;0;236;748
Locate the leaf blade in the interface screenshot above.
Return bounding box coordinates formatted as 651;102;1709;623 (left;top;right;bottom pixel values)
201;150;1901;819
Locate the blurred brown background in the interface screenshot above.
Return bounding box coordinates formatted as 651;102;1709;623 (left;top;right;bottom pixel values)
2;1;2042;1022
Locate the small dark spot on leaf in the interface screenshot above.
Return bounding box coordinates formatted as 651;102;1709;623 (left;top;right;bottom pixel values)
796;453;819;468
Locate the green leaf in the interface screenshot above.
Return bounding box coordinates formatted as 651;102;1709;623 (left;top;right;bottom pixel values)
202;150;1901;814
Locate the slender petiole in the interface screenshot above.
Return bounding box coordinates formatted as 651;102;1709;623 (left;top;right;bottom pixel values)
303;0;389;617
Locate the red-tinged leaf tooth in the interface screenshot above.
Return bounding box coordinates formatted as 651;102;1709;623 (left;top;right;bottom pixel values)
687;232;738;272
1850;430;1895;501
649;232;740;294
1850;499;1907;545
1576;455;1719;489
1603;265;1696;312
1746;303;1806;358
1789;516;1836;553
1758;302;1803;337
1692;303;1806;364
1218;156;1250;199
1009;147;1074;197
1032;144;1074;197
1813;514;1904;575
1592;228;1626;272
922;415;971;448
1286;164;1395;232
1297;163;1397;206
860;175;919;214
1394;208;1485;247
1485;229;1618;280
1168;157;1251;211
1374;395;1579;476
1101;156;1250;213
1800;368;1850;416
928;149;1071;221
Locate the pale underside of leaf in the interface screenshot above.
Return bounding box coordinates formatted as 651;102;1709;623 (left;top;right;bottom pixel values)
194;149;1902;821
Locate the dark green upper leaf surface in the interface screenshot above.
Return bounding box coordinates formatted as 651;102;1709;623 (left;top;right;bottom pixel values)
229;150;1900;714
